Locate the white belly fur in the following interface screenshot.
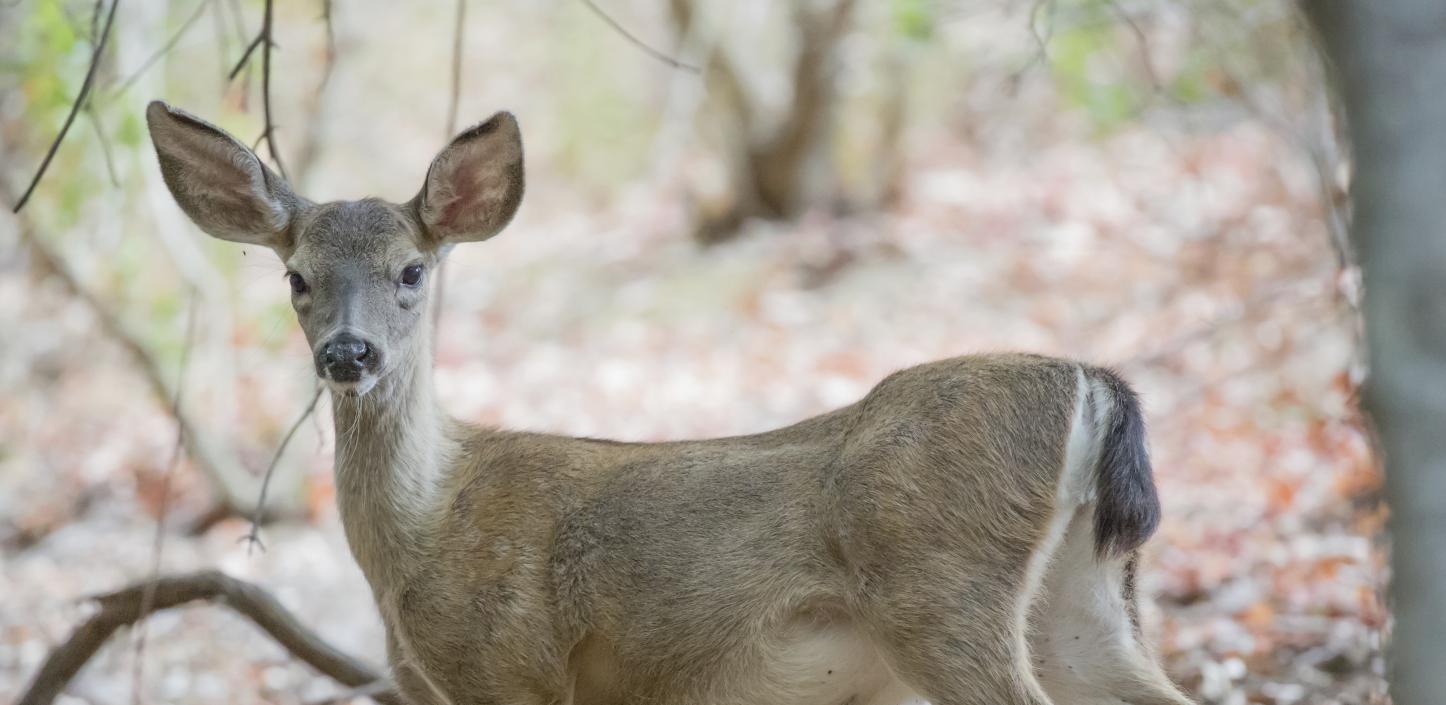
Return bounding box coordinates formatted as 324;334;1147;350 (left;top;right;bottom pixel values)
750;620;918;705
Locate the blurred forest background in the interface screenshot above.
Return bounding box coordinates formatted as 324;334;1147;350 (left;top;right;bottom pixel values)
0;0;1383;703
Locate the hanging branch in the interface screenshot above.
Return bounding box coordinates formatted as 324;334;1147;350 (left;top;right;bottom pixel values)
583;0;698;72
241;385;324;554
11;0;119;213
259;0;288;178
13;571;402;705
230;0;287;178
109;0;216;100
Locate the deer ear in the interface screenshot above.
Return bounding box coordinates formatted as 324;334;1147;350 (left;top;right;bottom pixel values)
414;111;524;244
146;101;300;249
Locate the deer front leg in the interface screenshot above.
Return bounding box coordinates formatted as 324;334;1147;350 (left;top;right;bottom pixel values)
385;585;572;705
386;629;454;705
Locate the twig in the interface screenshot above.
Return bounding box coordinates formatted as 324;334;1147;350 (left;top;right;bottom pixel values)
226;0;287;178
2;185;289;522
1104;0;1161;92
129;294;199;705
11;0;118;213
109;0;216;100
259;0;287;178
582;0;699;73
445;0;466;138
433;0;468;340
13;571;402;705
83;108;120;187
667;0;753;134
1008;0;1056;89
228;32;265;80
291;0;341;185
79;0;119;189
318;0;337;93
241;385;324;554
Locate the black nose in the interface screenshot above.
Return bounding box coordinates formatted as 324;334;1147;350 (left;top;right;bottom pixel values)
317;334;375;382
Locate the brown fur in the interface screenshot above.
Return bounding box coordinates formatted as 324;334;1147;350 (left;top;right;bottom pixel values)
147;101;1192;705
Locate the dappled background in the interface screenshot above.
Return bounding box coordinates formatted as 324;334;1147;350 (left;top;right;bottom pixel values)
0;0;1383;703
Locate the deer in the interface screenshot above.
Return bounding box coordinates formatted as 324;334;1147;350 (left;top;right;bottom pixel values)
145;100;1193;705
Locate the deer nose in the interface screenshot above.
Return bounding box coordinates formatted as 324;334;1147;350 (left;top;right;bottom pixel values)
317;334;376;382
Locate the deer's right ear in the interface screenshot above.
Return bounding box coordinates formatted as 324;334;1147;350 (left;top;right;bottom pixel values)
146;101;300;249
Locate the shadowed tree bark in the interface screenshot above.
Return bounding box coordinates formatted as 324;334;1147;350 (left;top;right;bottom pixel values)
670;0;860;244
1303;3;1446;702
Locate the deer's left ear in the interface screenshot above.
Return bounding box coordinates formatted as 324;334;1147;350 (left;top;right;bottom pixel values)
414;111;524;245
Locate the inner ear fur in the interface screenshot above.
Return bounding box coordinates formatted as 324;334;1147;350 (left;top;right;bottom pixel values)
414;111;525;245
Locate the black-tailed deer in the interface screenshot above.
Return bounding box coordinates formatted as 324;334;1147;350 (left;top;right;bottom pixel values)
147;101;1192;705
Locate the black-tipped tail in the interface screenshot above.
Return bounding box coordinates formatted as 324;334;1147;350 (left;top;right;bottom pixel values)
1091;369;1161;557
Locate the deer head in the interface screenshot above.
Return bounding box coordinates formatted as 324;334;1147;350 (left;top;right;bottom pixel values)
146;101;524;396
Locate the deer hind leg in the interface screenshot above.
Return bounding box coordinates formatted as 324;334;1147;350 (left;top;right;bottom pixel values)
857;549;1059;705
1030;511;1194;705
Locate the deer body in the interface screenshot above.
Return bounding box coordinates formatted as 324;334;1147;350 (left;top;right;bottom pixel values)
147;102;1192;705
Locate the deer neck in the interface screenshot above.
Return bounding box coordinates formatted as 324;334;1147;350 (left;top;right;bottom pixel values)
330;331;450;587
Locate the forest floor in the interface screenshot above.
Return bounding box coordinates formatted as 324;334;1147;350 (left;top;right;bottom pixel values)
0;117;1385;705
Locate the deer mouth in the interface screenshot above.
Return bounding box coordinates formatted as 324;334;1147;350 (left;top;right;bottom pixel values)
323;374;379;397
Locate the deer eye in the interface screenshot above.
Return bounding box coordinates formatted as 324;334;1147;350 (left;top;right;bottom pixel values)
287;272;308;295
400;263;424;288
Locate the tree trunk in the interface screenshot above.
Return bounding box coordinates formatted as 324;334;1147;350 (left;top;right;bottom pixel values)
671;0;858;244
1303;3;1446;702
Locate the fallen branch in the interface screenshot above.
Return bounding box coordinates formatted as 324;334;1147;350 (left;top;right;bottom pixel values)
14;571;401;705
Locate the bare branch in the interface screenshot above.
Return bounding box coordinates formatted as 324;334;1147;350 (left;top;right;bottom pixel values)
432;0;469;340
228;32;265;81
225;0;287;178
318;0;337;93
445;0;467;138
11;0;118;213
109;0;216;100
291;0;341;186
668;0;753;134
583;0;699;73
1104;0;1161;92
83;107;120;188
1;186;298;523
129;296;199;704
1008;0;1056;89
259;0;287;178
14;571;402;705
241;385;324;554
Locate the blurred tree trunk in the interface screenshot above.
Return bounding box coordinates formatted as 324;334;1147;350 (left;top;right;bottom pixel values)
671;0;859;244
1303;3;1446;702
